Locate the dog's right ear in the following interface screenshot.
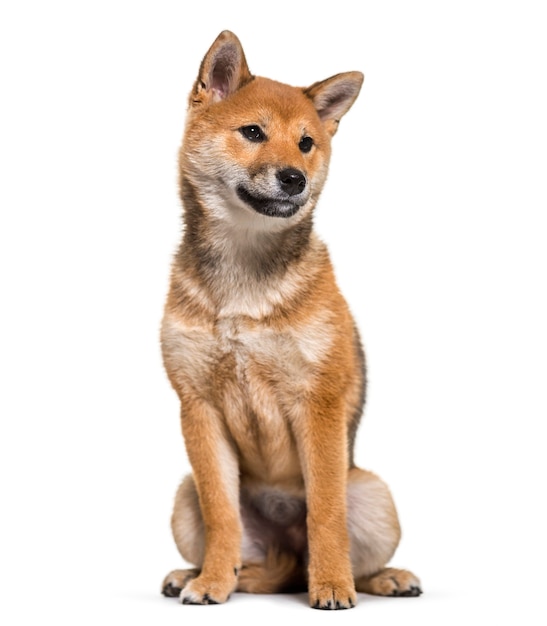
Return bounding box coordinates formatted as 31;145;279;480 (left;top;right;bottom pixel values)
190;31;253;108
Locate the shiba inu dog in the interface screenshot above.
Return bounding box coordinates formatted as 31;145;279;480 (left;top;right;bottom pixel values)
160;30;421;609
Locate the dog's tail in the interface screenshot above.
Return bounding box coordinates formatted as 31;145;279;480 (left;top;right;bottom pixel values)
237;548;306;594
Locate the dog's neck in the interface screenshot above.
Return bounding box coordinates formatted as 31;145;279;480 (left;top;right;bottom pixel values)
175;177;319;318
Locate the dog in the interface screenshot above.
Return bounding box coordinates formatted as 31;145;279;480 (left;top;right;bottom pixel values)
160;30;421;609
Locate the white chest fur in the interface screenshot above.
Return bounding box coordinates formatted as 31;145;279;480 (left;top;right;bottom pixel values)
161;309;335;483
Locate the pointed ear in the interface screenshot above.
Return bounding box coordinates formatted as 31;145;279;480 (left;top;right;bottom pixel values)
304;71;364;135
190;31;253;108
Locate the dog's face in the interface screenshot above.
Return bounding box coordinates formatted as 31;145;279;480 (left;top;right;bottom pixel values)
184;78;333;221
180;31;363;229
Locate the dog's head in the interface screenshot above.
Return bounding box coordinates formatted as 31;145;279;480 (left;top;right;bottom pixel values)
180;31;363;225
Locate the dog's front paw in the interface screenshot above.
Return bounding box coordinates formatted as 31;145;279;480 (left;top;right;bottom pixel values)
179;573;237;605
309;580;357;610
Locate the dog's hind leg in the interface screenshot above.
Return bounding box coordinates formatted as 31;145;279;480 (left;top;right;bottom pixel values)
346;467;422;597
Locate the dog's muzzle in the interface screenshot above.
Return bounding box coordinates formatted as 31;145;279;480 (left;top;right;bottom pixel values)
237;167;308;218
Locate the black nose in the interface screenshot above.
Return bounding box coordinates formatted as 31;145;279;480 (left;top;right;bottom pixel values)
277;168;307;196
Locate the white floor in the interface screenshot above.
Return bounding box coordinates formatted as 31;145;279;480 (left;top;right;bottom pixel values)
10;583;540;626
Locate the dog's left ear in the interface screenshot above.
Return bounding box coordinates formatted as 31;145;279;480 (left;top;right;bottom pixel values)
304;72;364;136
190;30;253;108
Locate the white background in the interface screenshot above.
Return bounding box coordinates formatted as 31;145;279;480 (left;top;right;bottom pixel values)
1;1;546;624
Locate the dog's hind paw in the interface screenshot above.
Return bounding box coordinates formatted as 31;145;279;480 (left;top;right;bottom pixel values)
355;567;422;597
161;568;200;597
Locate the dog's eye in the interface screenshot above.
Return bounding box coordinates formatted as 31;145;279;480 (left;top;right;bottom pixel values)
240;125;266;143
299;136;314;153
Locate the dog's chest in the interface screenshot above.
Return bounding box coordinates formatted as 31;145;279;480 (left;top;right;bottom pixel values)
214;317;308;382
163;311;331;392
209;316;315;428
214;318;311;480
162;311;333;481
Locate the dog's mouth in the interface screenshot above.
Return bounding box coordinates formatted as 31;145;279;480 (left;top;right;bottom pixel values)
236;186;303;218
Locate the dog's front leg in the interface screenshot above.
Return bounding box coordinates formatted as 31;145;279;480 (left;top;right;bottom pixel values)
295;400;356;610
177;395;241;604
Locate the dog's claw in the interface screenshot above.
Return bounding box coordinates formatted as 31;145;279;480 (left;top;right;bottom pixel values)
401;585;422;597
310;584;356;610
181;592;221;605
162;582;182;598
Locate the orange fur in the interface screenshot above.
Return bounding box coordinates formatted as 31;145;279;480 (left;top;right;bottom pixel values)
160;30;421;609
